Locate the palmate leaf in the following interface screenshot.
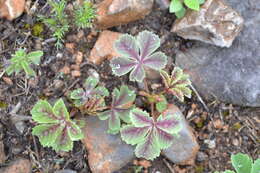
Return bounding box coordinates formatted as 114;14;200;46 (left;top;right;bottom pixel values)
184;0;200;11
170;0;183;13
111;31;167;82
160;67;192;102
31;99;84;152
98;85;136;134
70;76;109;108
120;108;181;160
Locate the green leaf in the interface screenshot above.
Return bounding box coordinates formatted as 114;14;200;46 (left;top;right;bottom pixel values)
27;51;43;65
21;61;36;77
223;171;235;173
67;122;84;141
156;95;167;113
53;99;70;119
175;7;186;18
31;100;59;123
231;153;253;173
251;159;260;173
170;0;183;13
184;0;200;11
5;64;17;75
32;124;62;147
70;89;84;100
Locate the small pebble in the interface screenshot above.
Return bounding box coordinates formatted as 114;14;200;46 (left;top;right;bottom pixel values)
71;70;81;77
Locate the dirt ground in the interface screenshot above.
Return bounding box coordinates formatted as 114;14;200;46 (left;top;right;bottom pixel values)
0;1;259;173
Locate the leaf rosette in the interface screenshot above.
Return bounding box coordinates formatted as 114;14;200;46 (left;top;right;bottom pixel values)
31;99;84;152
110;31;168;82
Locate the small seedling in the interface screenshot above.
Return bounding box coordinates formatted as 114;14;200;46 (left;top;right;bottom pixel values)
160;67;192;102
170;0;205;18
70;76;109;115
98;85;136;134
31;99;84;152
110;31;167;82
121;108;182;160
215;153;260;173
74;1;96;29
6;49;43;77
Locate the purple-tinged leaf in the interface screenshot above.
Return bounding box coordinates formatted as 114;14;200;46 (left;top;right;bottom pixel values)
98;85;136;134
120;108;182;160
31;99;84;152
129;65;146;82
135;132;160;160
111;31;168;82
121;125;150;145
143;52;167;70
114;34;139;60
31;100;59;123
130;108;153;127
137;31;160;59
83;76;99;91
110;57;136;76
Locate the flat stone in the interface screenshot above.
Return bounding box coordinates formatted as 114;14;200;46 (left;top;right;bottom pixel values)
0;0;25;20
89;30;121;65
172;0;244;47
82;116;134;173
95;0;154;29
162;105;199;165
175;0;260;107
0;158;31;173
0;140;5;164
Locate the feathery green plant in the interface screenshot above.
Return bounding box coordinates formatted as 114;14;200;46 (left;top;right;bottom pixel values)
74;1;96;29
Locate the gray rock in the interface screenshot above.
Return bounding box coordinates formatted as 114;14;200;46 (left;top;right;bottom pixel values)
54;170;76;173
81;116;134;173
175;0;260;107
172;0;244;47
155;0;170;10
162;105;199;165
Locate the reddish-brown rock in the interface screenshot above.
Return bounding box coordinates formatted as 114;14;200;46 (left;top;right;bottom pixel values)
89;30;121;65
162;105;199;165
0;0;25;20
82;116;134;173
0;158;31;173
95;0;154;29
172;0;244;47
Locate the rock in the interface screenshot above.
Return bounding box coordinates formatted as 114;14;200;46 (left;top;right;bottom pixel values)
172;0;244;47
0;158;31;173
0;141;5;164
82;116;134;173
95;0;154;29
162;105;199;165
89;30;121;65
0;0;25;20
175;0;260;107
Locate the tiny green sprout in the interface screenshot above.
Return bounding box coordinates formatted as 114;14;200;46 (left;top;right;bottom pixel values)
70;76;109;115
6;49;43;77
170;0;205;18
110;31;167;82
74;1;96;29
215;153;260;173
160;67;192;102
31;99;84;152
98;85;136;134
120;108;182;160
